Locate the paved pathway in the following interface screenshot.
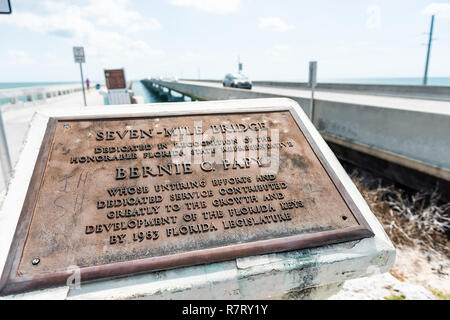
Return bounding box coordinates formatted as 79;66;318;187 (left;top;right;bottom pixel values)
0;89;104;191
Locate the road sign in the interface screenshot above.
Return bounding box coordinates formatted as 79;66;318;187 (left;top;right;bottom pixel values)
73;46;85;63
73;47;87;106
0;0;11;14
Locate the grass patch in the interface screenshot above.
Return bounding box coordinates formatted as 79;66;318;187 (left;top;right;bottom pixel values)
384;294;406;300
431;289;450;300
347;167;450;257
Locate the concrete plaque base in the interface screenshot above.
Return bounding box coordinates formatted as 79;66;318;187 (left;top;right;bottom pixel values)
0;98;394;299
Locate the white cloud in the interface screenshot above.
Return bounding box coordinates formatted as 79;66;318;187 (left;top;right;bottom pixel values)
9;7;95;39
169;0;240;14
424;2;450;18
85;30;164;63
366;5;381;31
84;0;161;32
8;50;34;65
1;0;164;66
265;45;291;59
4;0;161;35
258;17;295;32
335;45;349;54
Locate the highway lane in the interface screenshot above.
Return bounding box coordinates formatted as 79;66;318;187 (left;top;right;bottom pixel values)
180;80;450;115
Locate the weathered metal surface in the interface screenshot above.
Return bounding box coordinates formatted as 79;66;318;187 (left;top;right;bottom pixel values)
104;69;126;90
0;110;373;295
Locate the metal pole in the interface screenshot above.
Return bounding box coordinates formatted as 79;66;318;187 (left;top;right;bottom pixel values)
0;109;12;188
310;87;315;124
79;62;87;106
423;15;434;86
308;61;317;124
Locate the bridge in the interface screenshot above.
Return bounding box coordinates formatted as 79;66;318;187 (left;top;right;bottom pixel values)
142;79;450;198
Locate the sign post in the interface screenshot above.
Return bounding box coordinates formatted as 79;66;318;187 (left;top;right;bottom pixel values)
0;111;11;188
238;55;243;74
0;0;12;188
308;61;317;124
73;46;87;106
422;15;435;86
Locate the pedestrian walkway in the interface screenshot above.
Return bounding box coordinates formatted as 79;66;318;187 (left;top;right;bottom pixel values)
0;88;104;192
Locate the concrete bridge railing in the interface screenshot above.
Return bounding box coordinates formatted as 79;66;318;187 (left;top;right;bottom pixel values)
141;79;450;197
181;79;450;101
0;84;83;110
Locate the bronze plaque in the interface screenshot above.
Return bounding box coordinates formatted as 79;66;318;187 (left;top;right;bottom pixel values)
0;109;373;295
104;69;126;90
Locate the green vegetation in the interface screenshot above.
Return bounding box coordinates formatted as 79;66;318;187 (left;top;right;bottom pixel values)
384;294;406;300
431;289;450;300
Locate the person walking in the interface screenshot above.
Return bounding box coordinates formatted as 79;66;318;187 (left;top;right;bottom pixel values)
86;78;90;91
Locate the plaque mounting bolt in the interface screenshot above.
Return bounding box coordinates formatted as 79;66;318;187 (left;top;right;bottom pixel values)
32;258;40;265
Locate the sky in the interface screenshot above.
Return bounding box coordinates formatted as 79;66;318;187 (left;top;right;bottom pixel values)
0;0;450;82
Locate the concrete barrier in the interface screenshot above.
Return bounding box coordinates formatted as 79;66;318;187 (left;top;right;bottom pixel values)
142;79;450;196
182;79;450;101
0;98;395;299
0;84;82;109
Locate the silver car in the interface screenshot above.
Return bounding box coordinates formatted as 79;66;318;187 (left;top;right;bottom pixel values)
222;73;252;89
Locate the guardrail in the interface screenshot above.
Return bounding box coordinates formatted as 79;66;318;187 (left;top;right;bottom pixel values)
0;84;83;108
142;79;450;198
181;79;450;101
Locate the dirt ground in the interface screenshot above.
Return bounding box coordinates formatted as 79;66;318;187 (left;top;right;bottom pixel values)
391;246;449;297
332;166;450;300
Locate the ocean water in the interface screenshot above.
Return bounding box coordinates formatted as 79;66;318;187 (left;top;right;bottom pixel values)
130;81;166;103
0;81;165;105
0;81;78;90
321;77;450;86
1;78;449;106
2;77;450;91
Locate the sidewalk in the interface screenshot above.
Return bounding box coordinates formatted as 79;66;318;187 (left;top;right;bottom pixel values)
0;88;104;192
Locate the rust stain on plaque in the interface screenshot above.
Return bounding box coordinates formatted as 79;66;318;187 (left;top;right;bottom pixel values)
0;110;373;295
